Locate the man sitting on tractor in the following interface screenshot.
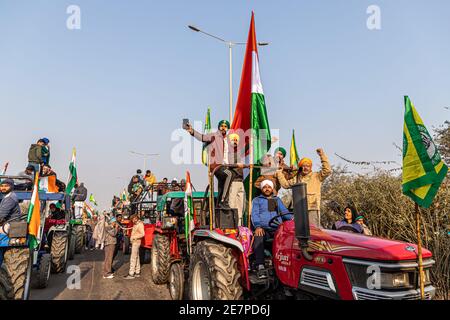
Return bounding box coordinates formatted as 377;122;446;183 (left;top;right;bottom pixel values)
49;203;65;220
251;179;292;279
0;179;22;232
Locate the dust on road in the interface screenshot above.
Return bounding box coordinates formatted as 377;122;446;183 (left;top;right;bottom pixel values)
30;249;171;300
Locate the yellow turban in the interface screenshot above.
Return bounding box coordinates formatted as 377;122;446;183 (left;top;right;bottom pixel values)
298;157;312;167
229;133;240;142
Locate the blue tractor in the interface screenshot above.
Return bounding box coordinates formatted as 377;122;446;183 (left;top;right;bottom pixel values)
0;176;72;299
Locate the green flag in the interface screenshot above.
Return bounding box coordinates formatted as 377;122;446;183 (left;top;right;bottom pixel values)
66;148;77;195
402;96;448;208
202;107;211;166
290;129;299;168
89;193;98;206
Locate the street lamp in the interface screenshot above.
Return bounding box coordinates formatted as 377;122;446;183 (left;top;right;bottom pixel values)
129;151;159;172
188;25;269;122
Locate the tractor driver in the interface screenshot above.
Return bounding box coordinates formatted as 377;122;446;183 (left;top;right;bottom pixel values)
0;179;22;234
251;179;292;279
49;203;65;220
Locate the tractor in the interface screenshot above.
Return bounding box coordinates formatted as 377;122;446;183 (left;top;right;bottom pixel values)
187;165;436;300
0;176;71;299
141;188;216;300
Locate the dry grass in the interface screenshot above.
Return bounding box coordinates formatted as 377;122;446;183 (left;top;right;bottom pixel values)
321;166;450;299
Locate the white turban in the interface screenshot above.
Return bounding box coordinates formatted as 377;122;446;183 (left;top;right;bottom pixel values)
260;179;274;190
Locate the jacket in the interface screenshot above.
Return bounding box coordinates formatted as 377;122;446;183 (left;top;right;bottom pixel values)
251;195;292;231
72;184;87;202
144;174;157;186
104;223;118;246
130;220;145;244
191;129;232;170
0;192;22;223
28;144;42;163
276;153;331;211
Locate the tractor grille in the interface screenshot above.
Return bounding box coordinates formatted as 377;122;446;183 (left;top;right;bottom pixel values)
300;268;336;292
353;287;434;300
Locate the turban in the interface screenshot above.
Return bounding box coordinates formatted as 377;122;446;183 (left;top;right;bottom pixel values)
298;157;312;167
260;179;274;190
218;120;230;129
229;133;240;142
274;147;286;158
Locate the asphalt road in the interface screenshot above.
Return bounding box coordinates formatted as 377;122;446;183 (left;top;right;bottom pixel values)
30;248;171;300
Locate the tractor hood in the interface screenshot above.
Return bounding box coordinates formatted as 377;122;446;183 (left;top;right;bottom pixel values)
285;221;432;261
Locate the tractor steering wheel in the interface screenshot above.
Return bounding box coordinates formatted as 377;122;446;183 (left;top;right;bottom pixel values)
268;212;292;229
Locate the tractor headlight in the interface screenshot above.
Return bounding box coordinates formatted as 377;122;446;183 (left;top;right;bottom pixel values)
162;216;177;229
9;237;27;246
380;272;411;289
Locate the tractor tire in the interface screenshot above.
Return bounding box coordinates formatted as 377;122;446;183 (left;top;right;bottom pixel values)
151;234;171;284
168;262;184;300
122;236;130;255
189;240;243;300
51;232;68;273
34;253;51;289
139;247;151;264
0;267;13;300
75;226;84;254
2;248;32;300
67;231;76;260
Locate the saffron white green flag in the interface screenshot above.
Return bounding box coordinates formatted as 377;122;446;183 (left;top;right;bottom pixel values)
184;171;195;254
66;148;77;195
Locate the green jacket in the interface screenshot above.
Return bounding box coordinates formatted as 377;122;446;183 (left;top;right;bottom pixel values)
28;144;42;163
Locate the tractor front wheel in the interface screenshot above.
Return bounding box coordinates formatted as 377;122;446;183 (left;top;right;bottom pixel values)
151;234;170;284
168;262;184;300
74;226;84;254
34;253;51;289
2;248;32;300
189;240;243;300
51;232;68;273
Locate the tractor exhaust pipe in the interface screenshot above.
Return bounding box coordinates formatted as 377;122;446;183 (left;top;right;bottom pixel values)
292;183;313;261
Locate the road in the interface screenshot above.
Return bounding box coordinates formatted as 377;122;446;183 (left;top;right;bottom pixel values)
30;249;171;300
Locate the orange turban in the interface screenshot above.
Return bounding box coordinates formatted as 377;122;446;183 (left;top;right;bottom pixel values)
298;157;312;167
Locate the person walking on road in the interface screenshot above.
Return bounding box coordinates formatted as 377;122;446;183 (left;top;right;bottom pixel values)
124;214;145;279
103;217;119;279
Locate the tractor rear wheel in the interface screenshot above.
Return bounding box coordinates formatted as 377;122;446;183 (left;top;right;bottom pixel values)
189;240;243;300
74;226;84;254
151;234;170;284
51;232;68;273
34;253;51;289
2;248;32;300
0;267;13;300
168;262;184;300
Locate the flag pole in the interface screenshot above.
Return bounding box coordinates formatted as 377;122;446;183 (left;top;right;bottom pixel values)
248;130;254;229
415;202;425;300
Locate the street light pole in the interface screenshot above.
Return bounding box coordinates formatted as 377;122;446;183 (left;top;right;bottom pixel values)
129;151;159;172
188;25;268;124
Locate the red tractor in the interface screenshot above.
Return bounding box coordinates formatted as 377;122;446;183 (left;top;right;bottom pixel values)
187;166;435;300
140;190;214;300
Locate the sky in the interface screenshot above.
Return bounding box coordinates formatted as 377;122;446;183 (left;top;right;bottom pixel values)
0;0;449;209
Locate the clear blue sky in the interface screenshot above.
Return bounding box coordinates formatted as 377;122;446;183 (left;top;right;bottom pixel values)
1;0;449;208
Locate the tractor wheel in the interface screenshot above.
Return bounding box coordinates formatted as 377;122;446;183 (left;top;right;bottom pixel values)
2;248;32;300
0;266;13;300
51;232;68;273
75;226;84;254
122;236;130;255
34;253;51;289
67;231;76;260
168;262;184;300
151;234;170;284
139;247;151;264
189;240;243;300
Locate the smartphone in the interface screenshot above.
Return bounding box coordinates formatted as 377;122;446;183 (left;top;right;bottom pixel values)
182;118;189;129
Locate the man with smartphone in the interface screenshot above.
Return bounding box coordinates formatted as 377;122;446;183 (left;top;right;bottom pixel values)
184;119;234;209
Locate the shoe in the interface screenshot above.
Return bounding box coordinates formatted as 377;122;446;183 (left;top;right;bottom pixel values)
103;274;114;279
134;273;140;278
123;274;135;279
257;265;268;280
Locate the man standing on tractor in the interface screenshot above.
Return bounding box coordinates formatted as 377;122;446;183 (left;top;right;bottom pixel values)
124;214;145;279
41;137;51;165
228;133;245;225
276;148;332;227
251;179;292;279
27;139;45;174
185;120;234;209
72;182;88;219
0;179;22;231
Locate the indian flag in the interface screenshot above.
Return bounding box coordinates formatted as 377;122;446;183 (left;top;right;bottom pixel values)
39;175;59;193
184;171;195;254
402;96;448;208
290;129;300;168
121;189;128;201
66;148;77;195
231;12;271;224
27;172;41;249
202;107;211;166
84;202;94;218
